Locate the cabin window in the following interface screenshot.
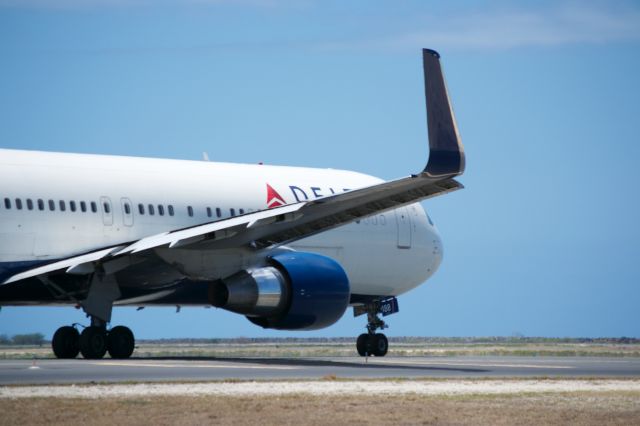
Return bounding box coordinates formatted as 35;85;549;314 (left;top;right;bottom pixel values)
59;200;66;212
38;199;44;211
4;198;10;209
168;205;174;216
187;206;194;217
148;204;155;215
230;208;236;217
138;204;145;215
70;201;76;212
48;200;55;211
158;205;164;216
80;201;87;212
124;203;131;215
239;208;245;215
216;207;221;218
103;202;110;214
91;202;97;213
26;199;33;210
15;199;22;210
206;207;212;218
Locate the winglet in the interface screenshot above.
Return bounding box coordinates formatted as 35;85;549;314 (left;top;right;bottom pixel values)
422;48;465;177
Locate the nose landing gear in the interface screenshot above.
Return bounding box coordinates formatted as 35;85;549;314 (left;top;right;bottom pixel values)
354;298;398;357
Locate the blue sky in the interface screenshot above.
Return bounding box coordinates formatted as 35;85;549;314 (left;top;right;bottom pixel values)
1;1;639;339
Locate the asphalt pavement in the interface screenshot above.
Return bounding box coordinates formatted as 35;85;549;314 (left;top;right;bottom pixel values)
1;356;639;385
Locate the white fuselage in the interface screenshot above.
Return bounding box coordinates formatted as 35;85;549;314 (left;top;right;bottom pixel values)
0;149;443;298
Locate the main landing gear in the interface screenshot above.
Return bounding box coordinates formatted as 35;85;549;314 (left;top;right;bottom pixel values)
51;320;135;359
355;299;397;357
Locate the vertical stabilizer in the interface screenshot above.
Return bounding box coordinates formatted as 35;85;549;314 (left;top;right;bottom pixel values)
422;49;465;177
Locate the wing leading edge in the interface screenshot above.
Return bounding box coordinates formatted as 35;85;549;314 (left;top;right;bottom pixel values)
2;48;465;286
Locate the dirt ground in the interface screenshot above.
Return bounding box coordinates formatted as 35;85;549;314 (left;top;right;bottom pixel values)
2;392;639;426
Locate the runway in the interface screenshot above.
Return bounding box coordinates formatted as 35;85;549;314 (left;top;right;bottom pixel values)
2;356;639;385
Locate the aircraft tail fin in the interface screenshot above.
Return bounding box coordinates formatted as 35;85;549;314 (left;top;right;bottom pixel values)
422;49;465;177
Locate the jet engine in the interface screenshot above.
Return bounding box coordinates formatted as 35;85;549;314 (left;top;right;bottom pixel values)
208;252;350;330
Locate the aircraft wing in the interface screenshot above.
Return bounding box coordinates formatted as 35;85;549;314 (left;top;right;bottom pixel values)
114;174;462;256
1;49;464;285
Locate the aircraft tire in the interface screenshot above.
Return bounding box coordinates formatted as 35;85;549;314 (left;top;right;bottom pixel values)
52;326;80;359
107;326;135;359
356;333;371;356
372;333;388;357
79;326;108;359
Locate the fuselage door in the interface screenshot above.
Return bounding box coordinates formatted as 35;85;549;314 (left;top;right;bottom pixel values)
121;197;134;227
395;207;412;249
100;196;113;226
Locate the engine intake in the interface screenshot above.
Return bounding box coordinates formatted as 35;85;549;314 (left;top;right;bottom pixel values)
209;252;350;330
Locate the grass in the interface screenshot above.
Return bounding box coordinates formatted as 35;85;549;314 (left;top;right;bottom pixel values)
2;338;640;360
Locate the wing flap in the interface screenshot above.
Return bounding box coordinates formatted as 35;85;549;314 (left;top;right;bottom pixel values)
2;246;125;285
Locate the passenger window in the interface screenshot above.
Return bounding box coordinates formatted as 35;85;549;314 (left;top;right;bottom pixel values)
239;208;245;215
80;201;87;212
230;208;236;217
103;202;110;214
91;202;97;213
4;198;10;209
216;207;221;218
206;207;212;218
187;206;193;217
27;199;33;210
38;199;44;211
148;204;155;215
15;199;22;210
70;201;76;212
48;200;55;211
59;200;66;212
158;205;164;216
138;204;145;215
168;205;174;216
124;203;131;215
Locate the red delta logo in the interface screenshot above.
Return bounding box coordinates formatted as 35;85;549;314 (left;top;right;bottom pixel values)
267;183;351;208
266;184;286;209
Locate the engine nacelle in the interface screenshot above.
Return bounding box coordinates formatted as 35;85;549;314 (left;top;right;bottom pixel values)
209;252;350;331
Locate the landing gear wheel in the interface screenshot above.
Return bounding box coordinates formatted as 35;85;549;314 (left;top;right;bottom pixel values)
356;333;371;356
356;299;397;357
52;326;80;359
79;326;108;359
107;326;135;359
372;333;388;357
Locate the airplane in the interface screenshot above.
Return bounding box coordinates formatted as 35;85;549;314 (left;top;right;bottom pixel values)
0;49;464;359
